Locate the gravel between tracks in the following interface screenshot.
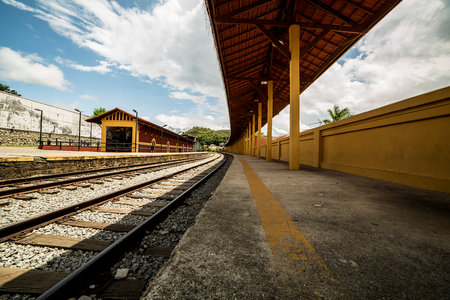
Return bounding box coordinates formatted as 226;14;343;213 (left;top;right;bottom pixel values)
0;243;96;272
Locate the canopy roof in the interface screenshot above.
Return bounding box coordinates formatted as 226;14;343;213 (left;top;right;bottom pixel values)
205;0;401;144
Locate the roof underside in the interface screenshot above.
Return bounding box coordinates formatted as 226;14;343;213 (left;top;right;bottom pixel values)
205;0;402;145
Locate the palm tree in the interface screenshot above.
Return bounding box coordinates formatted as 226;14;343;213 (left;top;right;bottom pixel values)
322;105;352;124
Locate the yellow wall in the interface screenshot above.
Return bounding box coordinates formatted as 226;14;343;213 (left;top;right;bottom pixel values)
229;86;450;193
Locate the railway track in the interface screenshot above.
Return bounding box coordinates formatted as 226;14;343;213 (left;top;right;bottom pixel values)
0;153;229;299
0;156;208;229
0;156;206;198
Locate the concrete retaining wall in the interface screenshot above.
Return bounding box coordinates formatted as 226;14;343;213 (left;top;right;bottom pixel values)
0;91;101;146
229;86;450;193
0;128;101;146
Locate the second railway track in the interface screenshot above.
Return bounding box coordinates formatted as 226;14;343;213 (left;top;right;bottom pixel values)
0;156;206;198
0;153;230;299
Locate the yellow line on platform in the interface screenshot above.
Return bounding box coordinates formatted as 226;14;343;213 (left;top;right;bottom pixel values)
239;157;329;275
0;157;34;162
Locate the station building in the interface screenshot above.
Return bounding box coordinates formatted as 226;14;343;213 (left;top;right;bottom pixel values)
86;108;194;153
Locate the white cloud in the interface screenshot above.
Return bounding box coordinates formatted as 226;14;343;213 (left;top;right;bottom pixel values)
69;60;112;74
156;113;228;131
169;91;207;104
55;56;112;74
4;0;224;99
80;94;97;101
297;0;450;126
0;47;69;90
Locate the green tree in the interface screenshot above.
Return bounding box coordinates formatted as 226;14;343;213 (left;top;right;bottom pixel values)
93;107;107;116
184;127;230;145
0;83;21;96
322;105;352;124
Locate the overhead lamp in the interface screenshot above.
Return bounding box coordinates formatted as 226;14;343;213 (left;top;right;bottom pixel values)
249;110;254;113
261;81;268;85
254;99;259;102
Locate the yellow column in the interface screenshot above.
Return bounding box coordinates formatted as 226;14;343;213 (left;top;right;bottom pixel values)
248;121;251;156
257;102;262;159
266;80;273;162
244;128;246;155
289;24;300;170
244;129;247;155
252;114;256;156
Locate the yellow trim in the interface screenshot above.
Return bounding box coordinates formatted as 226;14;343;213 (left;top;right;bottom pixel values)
239;157;329;274
44;156;98;161
0;157;34;162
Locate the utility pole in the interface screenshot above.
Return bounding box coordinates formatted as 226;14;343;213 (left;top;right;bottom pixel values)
35;108;43;149
74;109;81;151
133;109;138;152
160;124;167;152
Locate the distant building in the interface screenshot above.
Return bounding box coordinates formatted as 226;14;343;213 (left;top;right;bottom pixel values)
86;108;194;152
182;133;202;151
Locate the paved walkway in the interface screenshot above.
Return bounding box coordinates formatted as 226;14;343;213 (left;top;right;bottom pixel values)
144;155;450;299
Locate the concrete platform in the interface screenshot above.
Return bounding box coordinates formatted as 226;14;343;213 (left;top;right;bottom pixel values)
144;155;450;299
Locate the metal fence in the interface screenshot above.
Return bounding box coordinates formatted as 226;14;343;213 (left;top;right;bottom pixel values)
39;140;192;153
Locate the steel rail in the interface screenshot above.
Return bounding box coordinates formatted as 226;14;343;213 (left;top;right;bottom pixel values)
0;157;206;198
0;155;220;242
38;154;227;300
0;155;206;186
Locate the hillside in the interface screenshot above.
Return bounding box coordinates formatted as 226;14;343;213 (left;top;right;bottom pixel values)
184;127;230;146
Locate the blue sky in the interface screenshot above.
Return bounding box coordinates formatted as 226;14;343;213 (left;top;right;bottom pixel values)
1;0;449;136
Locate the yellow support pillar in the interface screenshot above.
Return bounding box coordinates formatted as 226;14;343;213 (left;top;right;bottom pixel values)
289;24;300;170
257;102;262;159
266;80;273;162
252;114;256;156
246;128;249;155
244;129;247;155
248;121;251;156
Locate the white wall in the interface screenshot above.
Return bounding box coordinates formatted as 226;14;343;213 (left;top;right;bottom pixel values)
0;91;101;138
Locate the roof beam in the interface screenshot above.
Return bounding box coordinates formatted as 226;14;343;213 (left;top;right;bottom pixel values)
226;59;266;78
226;52;268;70
214;17;364;33
218;8;282;35
219;0;269;19
303;0;359;28
247;80;267;98
229;78;267;98
255;24;290;59
222;34;266;52
222;42;268;60
342;0;374;15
